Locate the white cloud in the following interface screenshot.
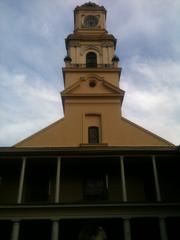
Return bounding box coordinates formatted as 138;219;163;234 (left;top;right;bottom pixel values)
0;66;62;146
106;0;180;62
121;57;180;145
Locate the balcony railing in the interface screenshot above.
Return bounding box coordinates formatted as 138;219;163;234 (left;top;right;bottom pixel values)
66;64;116;69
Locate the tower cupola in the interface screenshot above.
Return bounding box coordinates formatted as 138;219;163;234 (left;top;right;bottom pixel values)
74;2;107;33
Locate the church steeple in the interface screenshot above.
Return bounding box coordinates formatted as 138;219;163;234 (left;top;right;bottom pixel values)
64;2;119;72
62;2;123;115
15;3;172;148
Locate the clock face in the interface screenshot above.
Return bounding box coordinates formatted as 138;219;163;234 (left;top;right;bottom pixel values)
84;15;99;27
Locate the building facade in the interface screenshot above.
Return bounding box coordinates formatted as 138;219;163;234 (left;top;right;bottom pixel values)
0;2;180;240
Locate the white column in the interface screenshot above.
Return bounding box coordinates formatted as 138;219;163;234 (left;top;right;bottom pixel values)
51;220;59;240
55;157;61;203
11;221;20;240
152;155;161;201
124;219;131;240
120;156;127;202
159;218;168;240
17;157;26;204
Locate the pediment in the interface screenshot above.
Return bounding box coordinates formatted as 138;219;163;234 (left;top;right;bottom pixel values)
61;75;124;97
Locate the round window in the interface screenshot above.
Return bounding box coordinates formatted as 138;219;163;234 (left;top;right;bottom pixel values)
89;80;96;88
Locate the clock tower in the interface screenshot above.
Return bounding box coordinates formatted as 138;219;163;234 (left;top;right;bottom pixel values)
15;2;172;147
63;2;121;88
61;2;125;146
74;2;106;32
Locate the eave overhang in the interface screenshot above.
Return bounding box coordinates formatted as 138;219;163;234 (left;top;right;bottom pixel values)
65;33;117;50
0;146;179;159
0;202;180;219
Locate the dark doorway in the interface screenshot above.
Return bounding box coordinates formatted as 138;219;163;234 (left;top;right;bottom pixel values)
0;221;12;240
166;217;180;240
130;218;161;240
19;220;51;240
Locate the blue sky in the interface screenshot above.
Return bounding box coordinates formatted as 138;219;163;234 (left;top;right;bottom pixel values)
0;0;180;146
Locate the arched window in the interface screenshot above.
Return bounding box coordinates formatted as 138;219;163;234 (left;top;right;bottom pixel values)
86;52;97;68
88;126;99;144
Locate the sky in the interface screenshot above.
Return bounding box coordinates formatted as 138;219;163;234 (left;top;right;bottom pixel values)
0;0;180;146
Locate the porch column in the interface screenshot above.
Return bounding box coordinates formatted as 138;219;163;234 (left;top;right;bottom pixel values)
159;218;168;240
152;155;161;201
17;157;26;203
120;156;127;202
124;219;131;240
11;221;20;240
55;157;61;203
51;220;59;240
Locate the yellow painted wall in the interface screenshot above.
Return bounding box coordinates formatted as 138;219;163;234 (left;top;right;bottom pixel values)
15;97;172;147
63;70;121;88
